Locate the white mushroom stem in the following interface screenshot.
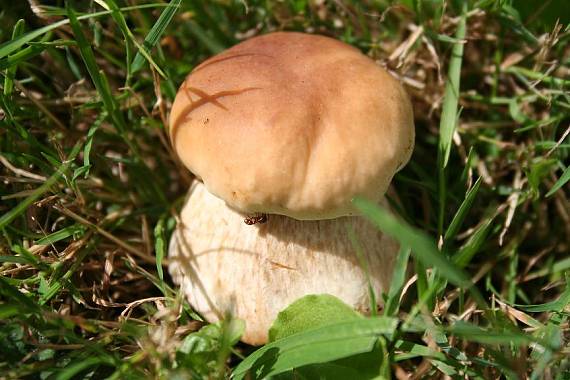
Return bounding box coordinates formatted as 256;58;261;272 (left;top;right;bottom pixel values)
168;181;400;345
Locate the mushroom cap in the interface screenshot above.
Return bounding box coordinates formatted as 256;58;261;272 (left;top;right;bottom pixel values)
169;181;399;345
170;32;414;220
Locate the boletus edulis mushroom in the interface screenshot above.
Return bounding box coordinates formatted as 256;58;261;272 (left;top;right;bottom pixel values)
168;32;415;345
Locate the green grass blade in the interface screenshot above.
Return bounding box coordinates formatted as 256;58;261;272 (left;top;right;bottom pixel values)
66;4;127;134
384;246;411;316
458;146;475;185
11;244;43;268
0;256;32;265
101;0;167;78
0;18;69;59
130;0;182;75
448;321;557;350
73;113;105;180
347;226;377;316
101;0;134;83
0;276;41;313
0;304;21;319
55;356;112;380
186;20;226;54
3;19;25;97
35;224;85;245
0;44;45;71
546;165;570;197
453;216;494;268
0;4;167;59
444;177;482;245
515;276;570;313
437;1;468;234
393;340;448;362
438;2;467;168
354;197;470;288
0;142;82;229
415;259;431;311
154;217;166;290
353;197;488;309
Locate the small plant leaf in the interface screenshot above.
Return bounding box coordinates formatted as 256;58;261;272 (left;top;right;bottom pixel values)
233;317;397;380
268;294;362;342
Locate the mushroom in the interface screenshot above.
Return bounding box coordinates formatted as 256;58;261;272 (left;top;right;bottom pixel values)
168;32;414;345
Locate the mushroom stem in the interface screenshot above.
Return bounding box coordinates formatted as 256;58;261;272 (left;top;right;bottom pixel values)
169;181;400;345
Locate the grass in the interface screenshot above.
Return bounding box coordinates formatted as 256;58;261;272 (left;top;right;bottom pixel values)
0;0;569;378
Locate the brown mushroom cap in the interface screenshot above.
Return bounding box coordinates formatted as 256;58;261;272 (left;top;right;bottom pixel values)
169;32;414;220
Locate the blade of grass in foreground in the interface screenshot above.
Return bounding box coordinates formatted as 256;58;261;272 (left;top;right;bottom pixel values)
0;142;82;229
130;0;182;75
437;1;468;234
353;197;487;309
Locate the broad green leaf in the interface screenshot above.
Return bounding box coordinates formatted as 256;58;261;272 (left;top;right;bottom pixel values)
272;338;389;380
272;362;362;379
268;294;362;342
232;317;397;380
244;337;376;379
